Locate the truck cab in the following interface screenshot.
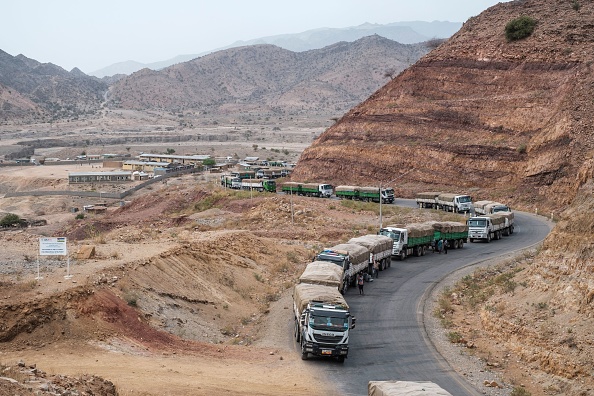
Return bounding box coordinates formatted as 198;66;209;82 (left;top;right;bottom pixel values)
319;184;333;198
298;302;355;362
381;188;395;204
379;227;408;257
467;216;492;242
453;195;473;213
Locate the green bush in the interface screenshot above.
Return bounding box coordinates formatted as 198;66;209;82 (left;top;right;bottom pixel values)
0;213;21;227
505;16;537;41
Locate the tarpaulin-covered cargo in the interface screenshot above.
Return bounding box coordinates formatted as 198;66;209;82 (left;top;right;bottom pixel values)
416;191;441;200
299;261;343;287
368;380;452;396
430;221;468;233
405;223;434;238
293;283;348;316
348;235;393;255
327;243;369;267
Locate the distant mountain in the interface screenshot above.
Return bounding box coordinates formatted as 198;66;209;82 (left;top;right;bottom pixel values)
107;35;432;116
0;49;107;121
90;21;461;78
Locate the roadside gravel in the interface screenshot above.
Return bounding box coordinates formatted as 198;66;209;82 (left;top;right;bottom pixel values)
423;256;517;396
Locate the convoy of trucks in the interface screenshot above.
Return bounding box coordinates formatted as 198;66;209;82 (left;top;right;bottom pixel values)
281;182;334;198
416;192;474;213
335;185;395;203
380;221;469;260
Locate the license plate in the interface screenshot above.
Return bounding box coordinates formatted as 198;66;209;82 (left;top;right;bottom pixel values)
321;350;332;355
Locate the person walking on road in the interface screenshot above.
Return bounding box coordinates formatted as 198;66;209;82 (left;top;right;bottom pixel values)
437;238;443;254
357;273;364;295
443;239;449;254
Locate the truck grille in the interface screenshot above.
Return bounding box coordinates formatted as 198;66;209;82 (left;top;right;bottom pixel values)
313;334;343;344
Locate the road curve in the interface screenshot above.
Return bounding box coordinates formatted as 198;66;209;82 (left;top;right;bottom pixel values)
301;200;552;396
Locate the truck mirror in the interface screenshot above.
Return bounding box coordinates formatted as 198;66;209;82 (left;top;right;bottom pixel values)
351;316;356;329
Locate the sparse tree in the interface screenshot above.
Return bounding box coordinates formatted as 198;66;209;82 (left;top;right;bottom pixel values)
166;148;176;155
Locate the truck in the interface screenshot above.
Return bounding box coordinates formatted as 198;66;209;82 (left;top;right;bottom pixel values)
474;200;512;215
220;175;242;189
468;212;514;242
293;283;355;362
430;221;469;249
316;243;369;293
379;223;435;260
415;191;441;209
230;170;256;180
436;193;473;213
256;167;290;179
281;182;333;198
240;178;276;192
368;381;452;396
348;234;394;273
335;185;395;204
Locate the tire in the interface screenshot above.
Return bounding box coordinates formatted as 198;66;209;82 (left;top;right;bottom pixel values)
487;233;491;243
459;239;464;249
300;340;308;360
453;240;459;249
510;226;514;234
469;238;475;243
399;250;406;261
337;356;345;363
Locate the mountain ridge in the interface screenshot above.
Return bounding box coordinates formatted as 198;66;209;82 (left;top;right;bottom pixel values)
89;21;460;78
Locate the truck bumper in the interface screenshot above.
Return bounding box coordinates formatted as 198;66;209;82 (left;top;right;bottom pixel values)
304;342;348;357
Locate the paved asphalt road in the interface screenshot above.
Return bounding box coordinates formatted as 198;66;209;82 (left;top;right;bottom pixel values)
297;199;552;396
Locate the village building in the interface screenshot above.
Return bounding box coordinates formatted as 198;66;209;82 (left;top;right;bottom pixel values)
68;171;133;184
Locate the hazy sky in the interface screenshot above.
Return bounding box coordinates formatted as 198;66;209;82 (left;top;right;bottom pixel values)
3;0;510;73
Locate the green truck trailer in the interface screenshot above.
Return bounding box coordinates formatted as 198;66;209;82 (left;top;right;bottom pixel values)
281;182;333;198
335;185;395;204
429;221;469;249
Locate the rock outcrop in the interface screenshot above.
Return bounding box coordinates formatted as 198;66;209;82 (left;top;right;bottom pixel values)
292;0;594;213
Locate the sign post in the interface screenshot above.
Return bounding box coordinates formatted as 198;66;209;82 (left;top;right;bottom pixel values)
39;237;71;279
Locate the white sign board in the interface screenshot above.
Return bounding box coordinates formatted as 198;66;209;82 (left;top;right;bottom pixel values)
39;237;68;256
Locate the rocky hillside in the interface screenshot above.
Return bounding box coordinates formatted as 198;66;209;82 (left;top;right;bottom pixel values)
292;0;594;213
0;51;107;122
106;36;431;116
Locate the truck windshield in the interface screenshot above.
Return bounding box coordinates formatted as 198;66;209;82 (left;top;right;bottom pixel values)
492;206;510;213
468;219;487;227
316;253;346;268
459;195;472;203
320;184;333;191
380;229;401;242
309;314;348;331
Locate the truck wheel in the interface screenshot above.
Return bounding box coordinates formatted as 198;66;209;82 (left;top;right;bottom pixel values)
294;319;301;342
301;343;308;360
469;238;474;243
399;251;406;261
459;239;464;248
510;226;514;234
337;356;345;363
487;234;491;243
